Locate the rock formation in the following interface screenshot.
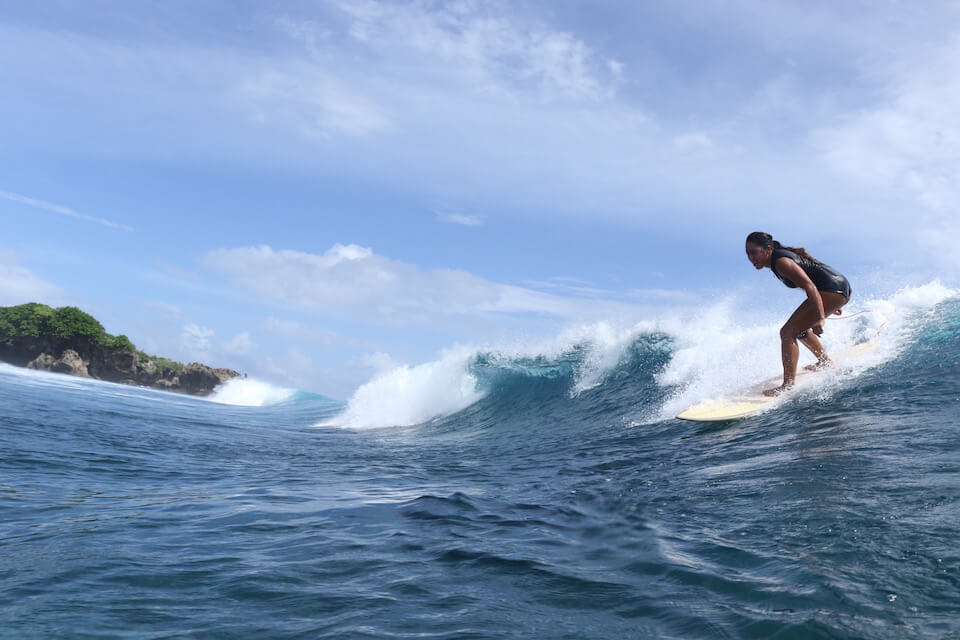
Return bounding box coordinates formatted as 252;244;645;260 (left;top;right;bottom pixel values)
1;303;239;396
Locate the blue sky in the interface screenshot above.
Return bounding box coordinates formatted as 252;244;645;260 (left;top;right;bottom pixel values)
2;1;959;397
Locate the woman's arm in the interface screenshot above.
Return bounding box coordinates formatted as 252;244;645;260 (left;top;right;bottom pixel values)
775;257;827;334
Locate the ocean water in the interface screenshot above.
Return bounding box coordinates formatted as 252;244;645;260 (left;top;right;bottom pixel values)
2;284;959;639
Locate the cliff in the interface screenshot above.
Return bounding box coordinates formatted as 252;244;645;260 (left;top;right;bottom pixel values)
0;303;239;396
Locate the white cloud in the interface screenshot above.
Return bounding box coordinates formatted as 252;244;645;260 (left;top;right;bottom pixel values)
520;277;619;299
263;316;340;345
0;8;675;230
203;243;650;323
0;253;62;306
204;243;502;316
436;211;483;226
262;347;320;389
815;36;960;268
222;331;255;356
818;52;960;207
141;300;183;317
673;131;713;151
7;2;959;277
0;190;134;232
361;351;398;373
181;324;214;355
328;0;620;102
519;277;699;304
240;67;389;138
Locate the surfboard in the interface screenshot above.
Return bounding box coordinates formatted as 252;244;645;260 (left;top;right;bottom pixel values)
676;342;877;422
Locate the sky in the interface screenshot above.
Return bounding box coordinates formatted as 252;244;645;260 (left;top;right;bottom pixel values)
2;0;959;398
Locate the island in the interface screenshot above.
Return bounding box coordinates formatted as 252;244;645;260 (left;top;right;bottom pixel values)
0;302;239;396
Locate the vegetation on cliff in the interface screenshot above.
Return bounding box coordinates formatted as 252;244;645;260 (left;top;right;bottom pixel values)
0;302;237;394
0;302;137;352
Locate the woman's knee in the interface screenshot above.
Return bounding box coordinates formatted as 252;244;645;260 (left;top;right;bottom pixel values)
779;324;800;341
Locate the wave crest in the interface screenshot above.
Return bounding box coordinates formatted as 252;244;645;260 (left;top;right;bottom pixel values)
320;323;664;429
208;377;296;407
319;281;959;431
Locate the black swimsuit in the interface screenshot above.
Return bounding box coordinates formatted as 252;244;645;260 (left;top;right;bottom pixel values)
771;248;851;300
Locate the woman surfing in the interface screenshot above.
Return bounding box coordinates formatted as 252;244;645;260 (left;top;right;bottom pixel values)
745;231;852;397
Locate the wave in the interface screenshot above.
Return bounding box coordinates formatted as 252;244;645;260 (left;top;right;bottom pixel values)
0;362;215;407
320;322;675;430
207;377;297;407
321;282;959;430
654;281;956;419
317;348;486;429
0;359;334;413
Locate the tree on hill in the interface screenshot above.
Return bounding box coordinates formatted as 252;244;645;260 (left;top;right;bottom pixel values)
0;302;134;352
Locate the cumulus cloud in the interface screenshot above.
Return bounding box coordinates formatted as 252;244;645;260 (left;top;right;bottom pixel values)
0;253;62;305
203;243;645;322
326;0;621;102
818;45;960;208
181;324;214;355
262;347;320;389
222;331;255;356
814;36;960;268
8;2;959;276
238;1;626;158
205;243;519;316
263;316;341;345
240;67;389;138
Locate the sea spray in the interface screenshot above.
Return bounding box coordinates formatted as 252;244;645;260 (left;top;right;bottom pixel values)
320;348;484;429
208;377;296;407
322;323;664;429
656;280;959;420
560;322;661;395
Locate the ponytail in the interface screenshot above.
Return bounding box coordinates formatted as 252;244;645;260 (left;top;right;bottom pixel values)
777;243;820;264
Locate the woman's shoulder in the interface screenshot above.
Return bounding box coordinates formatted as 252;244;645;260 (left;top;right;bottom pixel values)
771;248;801;271
772;247;800;261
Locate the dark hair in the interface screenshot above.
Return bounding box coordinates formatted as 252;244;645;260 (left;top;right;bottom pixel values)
745;231;819;263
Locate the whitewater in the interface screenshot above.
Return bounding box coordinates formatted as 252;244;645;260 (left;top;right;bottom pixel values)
2;283;958;639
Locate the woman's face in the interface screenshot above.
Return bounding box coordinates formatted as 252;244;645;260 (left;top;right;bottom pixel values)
745;242;771;269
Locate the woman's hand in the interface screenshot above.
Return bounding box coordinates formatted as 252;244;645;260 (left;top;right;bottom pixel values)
775;258;828;337
812;319;826;336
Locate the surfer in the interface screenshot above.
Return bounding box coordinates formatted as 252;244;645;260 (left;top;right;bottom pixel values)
745;231;852;396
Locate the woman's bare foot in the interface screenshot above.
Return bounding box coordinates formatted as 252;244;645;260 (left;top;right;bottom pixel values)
763;384;793;397
803;358;833;372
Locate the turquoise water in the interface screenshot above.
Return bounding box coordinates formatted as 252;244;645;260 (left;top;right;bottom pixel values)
1;298;958;639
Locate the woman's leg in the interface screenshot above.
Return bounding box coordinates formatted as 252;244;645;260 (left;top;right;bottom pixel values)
799;292;849;367
765;292;849;396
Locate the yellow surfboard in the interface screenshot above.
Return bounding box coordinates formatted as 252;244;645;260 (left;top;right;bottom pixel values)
676;342;877;422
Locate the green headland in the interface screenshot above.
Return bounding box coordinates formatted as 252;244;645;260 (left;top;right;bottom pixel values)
0;302;238;395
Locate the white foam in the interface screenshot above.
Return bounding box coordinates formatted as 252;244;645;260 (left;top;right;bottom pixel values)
319;347;484;429
656;280;959;420
207;377;296;407
0;362;152;401
0;363;299;409
316;281;958;430
0;362;209;407
320;321;661;430
555;322;660;394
